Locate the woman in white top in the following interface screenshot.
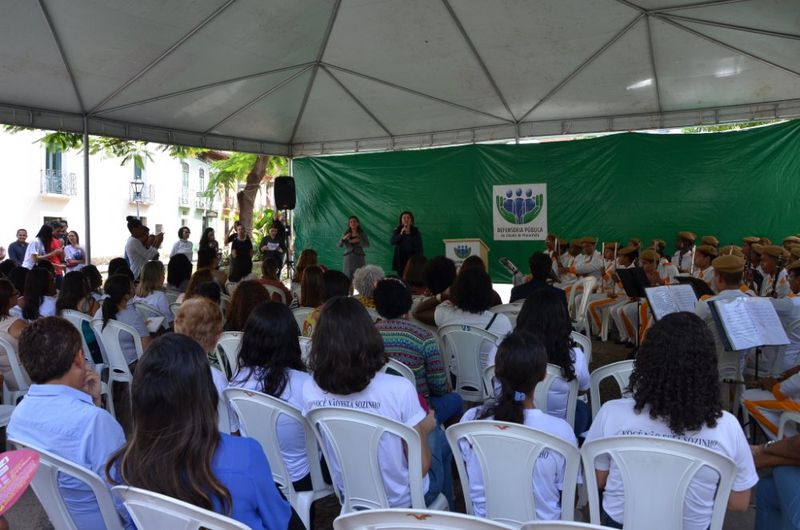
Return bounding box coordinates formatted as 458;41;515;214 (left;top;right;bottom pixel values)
64;231;87;272
133;260;173;325
21;224;62;270
95;274;152;365
458;332;578;520
585;312;758;529
0;279;28;390
20;268;57;321
516;287;590;436
434;267;512;369
170;226;193;262
228;302;315;488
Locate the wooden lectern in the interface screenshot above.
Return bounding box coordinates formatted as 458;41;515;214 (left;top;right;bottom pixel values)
443;238;490;269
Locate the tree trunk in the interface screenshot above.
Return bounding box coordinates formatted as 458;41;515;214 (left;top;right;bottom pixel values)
236;154;268;234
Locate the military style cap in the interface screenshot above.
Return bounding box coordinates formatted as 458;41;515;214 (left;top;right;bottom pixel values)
604;241;619;250
701;235;719;247
580;236;597;245
618;246;637;256
783;236;800;244
640;249;659;262
712;254;745;273
786;259;800;273
790;246;800;259
751;243;764;255
762;245;789;259
695;245;718;257
651;239;666;247
719;245;743;257
678;231;696;242
743;236;761;244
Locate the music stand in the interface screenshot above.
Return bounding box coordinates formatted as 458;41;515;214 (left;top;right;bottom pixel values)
615;267;650;356
676;276;715;298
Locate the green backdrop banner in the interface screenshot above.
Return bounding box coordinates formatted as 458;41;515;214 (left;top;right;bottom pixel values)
294;120;800;282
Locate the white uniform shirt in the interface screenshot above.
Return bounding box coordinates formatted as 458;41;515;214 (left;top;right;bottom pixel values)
459;407;577;520
672;250;694;273
302;372;429;508
692;266;714;287
585;399;758;530
760;269;791;298
434;301;513;368
573;251;604;282
770;295;800;368
21;238;46;269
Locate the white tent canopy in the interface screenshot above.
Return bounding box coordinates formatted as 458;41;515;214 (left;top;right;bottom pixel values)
1;0;799;156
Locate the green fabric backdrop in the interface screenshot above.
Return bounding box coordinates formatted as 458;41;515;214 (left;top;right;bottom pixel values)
294;120;800;282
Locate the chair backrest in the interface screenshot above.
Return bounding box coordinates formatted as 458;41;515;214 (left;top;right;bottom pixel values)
169;302;181;319
778;410;800;438
566;280;580;316
482;364;496;401
223;388;327;503
379;358;417;387
264;284;287;304
133;301;162;322
519;522;610;529
589;360;634;418
333;508;515;530
112;485;249;530
305;407;427;513
491;303;522;328
533;364;578;428
439;324;503;402
0;335;31;395
9;438;125;530
581;435;736;530
573;277;597;325
90;319;140;378
298;336;312;366
569;331;592;366
61;309;102;369
446;421;580;525
292;306;313;332
366;307;381;323
216;332;242;379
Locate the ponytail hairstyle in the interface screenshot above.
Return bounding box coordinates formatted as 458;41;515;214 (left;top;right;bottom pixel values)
478;332;547;425
102;274;133;330
22;268;51;321
516;287;577;381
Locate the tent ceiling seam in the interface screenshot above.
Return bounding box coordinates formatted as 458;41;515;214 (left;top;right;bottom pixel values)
441;0;516;122
288;0;342;145
662;13;800;40
321;63;513;123
656;15;800;79
612;0;646;13
38;0;85;113
88;0;238;115
651;0;753;14
645;16;663;118
201;65;313;134
95;62;316;115
321;65;393;138
517;13;645;123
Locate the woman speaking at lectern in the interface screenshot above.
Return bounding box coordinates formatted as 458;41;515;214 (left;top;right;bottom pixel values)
390;211;423;276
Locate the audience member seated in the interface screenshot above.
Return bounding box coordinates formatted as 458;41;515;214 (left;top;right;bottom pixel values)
303;297;453;508
20;267;56;320
132;260;173;325
516;288;590;436
412;256;457;326
352;265;385;309
57;271;100;316
81;265;104;301
434;267;512;369
7;267;27;306
166;253;193;298
173;297;229;400
8;317;129;529
197;247;228;287
228;302;316;489
458;332;577;520
0;259;17;278
458;256;502;306
373;278;462;424
402;255;429;296
224;280;270;332
298;265;323;309
294;249;325;291
258;257;292;305
0;278;27;390
752;431;800;529
94;274;152;365
107;333;298;530
193;281;223;306
302;270;350;337
585;312;757;529
510;252;563;303
179;268;219;304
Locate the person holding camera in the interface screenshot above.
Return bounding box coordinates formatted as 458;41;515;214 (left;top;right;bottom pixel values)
338;216;370;280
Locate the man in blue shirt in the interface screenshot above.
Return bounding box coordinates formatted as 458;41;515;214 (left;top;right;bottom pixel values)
8;317;130;529
7;229;28;265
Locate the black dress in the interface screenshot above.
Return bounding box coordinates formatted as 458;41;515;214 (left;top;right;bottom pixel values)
390;226;423;275
230;237;253;281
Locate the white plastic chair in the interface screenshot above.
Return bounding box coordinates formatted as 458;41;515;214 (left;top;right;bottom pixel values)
0;335;30;405
90;319;137;415
533;364;578;428
482;365;496;401
439;324;504;403
333;508;515;529
169;302;181;319
570;331;592;366
225;281;238;296
112;485;249;530
293;306;314;332
0;404;14;427
224;388;334;529
379;358;417;387
299;336;312;366
491;303;522;328
581;435;736;530
589;360;634;418
446;421;580;525
61;310;113;415
9;438;126;530
305;407;448;514
366;307;381;323
572;277;597;335
215;331;242;379
264;284;287;304
520;522;609;529
778;410;800;438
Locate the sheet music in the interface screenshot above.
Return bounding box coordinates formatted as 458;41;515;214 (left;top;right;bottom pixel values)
713;297;789;350
645;284;698;320
749;298;790;346
671;284;698;313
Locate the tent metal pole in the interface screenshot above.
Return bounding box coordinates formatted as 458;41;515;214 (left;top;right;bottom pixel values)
83;115;91;263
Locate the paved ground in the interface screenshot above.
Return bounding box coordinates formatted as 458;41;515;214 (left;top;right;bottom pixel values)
3;338;758;529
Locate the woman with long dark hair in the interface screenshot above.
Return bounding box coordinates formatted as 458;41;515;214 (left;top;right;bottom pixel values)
303;296;453;508
95;274;151;365
198;227;220;256
516;287;590;434
224;280;270;332
228;302;314;489
107;333;295;530
21;268;56;320
56;271;99;316
390;210;423;275
338;216;370;280
458;332;578;520
585;312;757;529
0;279;27;390
21;224;62;270
166;253;192;297
299;265;323;308
64;231;87;272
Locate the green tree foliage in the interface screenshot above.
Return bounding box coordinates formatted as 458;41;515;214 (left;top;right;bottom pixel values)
682;120;780;134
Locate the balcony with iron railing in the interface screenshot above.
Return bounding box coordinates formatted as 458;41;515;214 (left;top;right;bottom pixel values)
195;193;211;210
129;184;155;205
40;169;77;197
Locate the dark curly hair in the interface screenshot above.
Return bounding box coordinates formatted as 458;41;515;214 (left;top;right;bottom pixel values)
373;278;412;320
310;296;387;395
629;312;723;435
450;267;493;313
516;287;577;381
423;256;456;295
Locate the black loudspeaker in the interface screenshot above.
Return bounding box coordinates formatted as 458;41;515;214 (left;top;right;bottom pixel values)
274;176;296;210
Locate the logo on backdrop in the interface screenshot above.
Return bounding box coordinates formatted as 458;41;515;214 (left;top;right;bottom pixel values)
492;184;547;241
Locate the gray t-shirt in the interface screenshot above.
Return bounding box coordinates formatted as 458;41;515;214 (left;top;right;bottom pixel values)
94;306;148;364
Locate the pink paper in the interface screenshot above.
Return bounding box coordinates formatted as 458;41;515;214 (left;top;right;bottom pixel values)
0;450;40;515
